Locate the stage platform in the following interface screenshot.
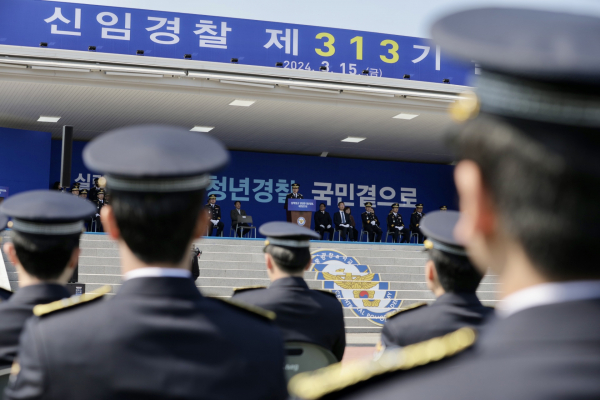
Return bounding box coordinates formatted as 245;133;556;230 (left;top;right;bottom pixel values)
1;232;499;334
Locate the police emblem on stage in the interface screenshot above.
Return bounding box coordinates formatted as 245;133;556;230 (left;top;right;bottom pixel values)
297;217;306;226
311;249;402;326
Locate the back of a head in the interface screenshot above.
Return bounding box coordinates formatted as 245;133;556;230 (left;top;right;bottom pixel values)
429;248;483;293
265;242;311;274
260;221;320;274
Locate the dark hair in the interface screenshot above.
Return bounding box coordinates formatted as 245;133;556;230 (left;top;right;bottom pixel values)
454;115;600;280
110;189;205;265
234;201;241;206
429;248;483;293
338;201;344;206
320;203;326;207
344;206;351;214
264;244;310;274
11;231;80;280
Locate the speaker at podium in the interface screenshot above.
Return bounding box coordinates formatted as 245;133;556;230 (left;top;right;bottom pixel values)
286;199;317;229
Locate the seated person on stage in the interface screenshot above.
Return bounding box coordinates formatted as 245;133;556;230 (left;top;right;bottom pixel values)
410;203;426;243
231;201;251;237
284;183;303;222
344;206;359;242
361;202;382;242
380;210;493;349
232;222;346;361
0;191;95;368
387;203;410;243
333;201;353;241
314;203;334;241
205;194;224;236
5;125;287;400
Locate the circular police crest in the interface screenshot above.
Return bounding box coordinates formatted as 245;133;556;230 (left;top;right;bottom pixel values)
311;249;402;326
297;217;306;226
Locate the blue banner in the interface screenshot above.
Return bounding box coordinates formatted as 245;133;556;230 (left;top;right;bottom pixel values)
0;0;473;85
49;140;458;237
287;199;316;212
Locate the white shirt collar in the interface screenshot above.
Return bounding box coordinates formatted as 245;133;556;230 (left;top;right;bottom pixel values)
124;267;192;281
497;280;600;318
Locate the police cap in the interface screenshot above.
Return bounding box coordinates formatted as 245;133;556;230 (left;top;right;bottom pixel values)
83;125;229;192
364;202;373;207
0;190;96;235
291;183;300;189
260;221;319;248
208;194;217;200
421;210;467;257
391;203;399;208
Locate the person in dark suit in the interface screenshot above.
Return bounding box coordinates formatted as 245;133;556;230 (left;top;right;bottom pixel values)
380;211;493;349
92;188;107;232
205;194;224;236
284;183;303;222
361;202;382;242
333;201;353;241
0;190;95;369
5;125;287;400
231;201;251;237
88;177;100;202
344;207;359;242
314;203;334;240
386;203;409;243
288;8;600;400
410;203;426;243
232;222;346;361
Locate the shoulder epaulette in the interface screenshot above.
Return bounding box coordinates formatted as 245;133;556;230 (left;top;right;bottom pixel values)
33;285;111;317
385;302;427;320
288;327;477;400
214;297;276;322
232;286;267;294
314;289;339;299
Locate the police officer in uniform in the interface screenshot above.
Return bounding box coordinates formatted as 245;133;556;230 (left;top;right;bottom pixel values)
232;221;346;361
361;202;382;242
92;188;107;232
439;205;448;211
88;177;100;202
70;185;80;196
386;203;409;243
0;191;95;368
288;8;600;400
5;125;287;400
284;183;303;222
205;194;224;236
410;203;426;243
380;210;493;349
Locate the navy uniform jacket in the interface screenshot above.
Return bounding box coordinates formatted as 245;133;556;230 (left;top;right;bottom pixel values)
5;277;288;400
0;284;70;368
205;203;222;221
386;213;406;232
232;277;346;361
291;299;600;400
284;193;304;210
361;211;380;227
94;199;108;219
410;212;425;231
381;292;494;348
314;210;332;228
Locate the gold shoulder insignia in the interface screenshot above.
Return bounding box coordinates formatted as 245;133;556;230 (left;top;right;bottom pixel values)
33;285;111;317
232;286;267;294
288;327;477;400
385;302;427;320
315;289;339;299
214;298;276;322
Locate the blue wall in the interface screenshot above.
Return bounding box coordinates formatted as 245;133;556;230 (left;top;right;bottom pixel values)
0;127;51;197
50;139;458;237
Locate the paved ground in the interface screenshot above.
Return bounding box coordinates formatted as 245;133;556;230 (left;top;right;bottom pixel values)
342;333;379;363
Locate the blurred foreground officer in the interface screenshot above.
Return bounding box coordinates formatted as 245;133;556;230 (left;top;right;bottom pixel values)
314;203;334;241
380;211;493;349
288;8;600;400
205;194;224;236
284;183;303;222
232;222;345;361
386;203;409;243
0;191;94;368
410;203;426;243
361;203;382;242
6;126;287;400
0;213;10;300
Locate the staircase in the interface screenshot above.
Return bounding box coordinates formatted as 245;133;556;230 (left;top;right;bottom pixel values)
1;232;499;333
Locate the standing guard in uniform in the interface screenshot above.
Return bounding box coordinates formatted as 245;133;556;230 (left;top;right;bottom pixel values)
361;202;382;242
410;203;426;243
70;185;80;197
314;203;334;241
92;188;107;232
232;221;346;361
205;194;224;236
387;203;409;243
5;125;287;400
284;183;303;222
79;189;88;200
88;178;100;202
289;8;600;400
0;191;95;368
380;210;493;349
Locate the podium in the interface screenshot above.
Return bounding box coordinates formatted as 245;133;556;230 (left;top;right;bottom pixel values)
287;199;317;229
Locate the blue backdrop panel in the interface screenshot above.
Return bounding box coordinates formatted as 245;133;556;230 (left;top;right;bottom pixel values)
0;127;51;197
50;140;457;237
0;0;473;85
